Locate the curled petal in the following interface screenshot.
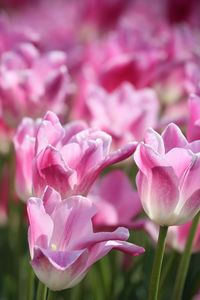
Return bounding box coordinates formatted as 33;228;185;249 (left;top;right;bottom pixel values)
145;128;165;155
78;142;137;195
27;197;53;258
63;121;88;144
35;111;65;154
33;146;74;197
134;143;165;176
32;247;88;291
86;240;145;269
162;123;187;152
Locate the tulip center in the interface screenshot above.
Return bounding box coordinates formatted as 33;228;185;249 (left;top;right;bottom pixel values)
51;243;57;251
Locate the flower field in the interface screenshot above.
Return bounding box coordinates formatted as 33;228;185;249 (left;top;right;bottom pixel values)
0;1;200;299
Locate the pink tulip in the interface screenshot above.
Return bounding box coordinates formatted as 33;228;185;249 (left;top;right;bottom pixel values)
33;111;137;198
75;82;159;147
134;123;200;226
0;43;72;127
90;170;142;230
27;186;144;291
187;94;200;142
14;111;137;201
13;117;40;201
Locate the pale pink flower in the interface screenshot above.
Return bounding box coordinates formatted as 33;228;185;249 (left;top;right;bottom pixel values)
134;123;200;226
0;43;72;127
89;170;142;230
33;111;137;198
14;111;137;201
27;186;144;291
75;83;159;147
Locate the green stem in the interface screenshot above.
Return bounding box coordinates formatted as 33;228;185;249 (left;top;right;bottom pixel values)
27;265;35;300
148;225;168;300
172;212;200;300
47;290;56;300
158;252;176;298
36;282;47;300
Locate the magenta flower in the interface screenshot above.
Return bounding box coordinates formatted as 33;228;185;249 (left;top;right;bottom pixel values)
75;83;159;147
134;123;200;226
89;170;142;230
14;111;137;201
27;186;144;291
0;43;72;127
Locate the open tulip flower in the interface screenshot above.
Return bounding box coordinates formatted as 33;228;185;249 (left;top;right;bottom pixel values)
14;111;137;201
134;123;200;226
27;186;144;291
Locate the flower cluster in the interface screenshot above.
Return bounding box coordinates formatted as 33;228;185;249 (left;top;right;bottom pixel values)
1;0;200;299
13;111;142;290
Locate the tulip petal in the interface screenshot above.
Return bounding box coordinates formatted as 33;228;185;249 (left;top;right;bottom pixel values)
33;247;87;270
145;128;165;154
180;155;200;202
27;197;54;258
32;247;88;290
86;240;145;269
162;123;187;152
134;143;165;176
77;227;129;248
177;189;200;224
42;186;62;215
165;148;193;178
60;143;82;170
62;121;87;144
50;196;97;250
78;142;138;195
35;111;64;154
70;129;112;157
148;166;179;225
33;146;74;197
